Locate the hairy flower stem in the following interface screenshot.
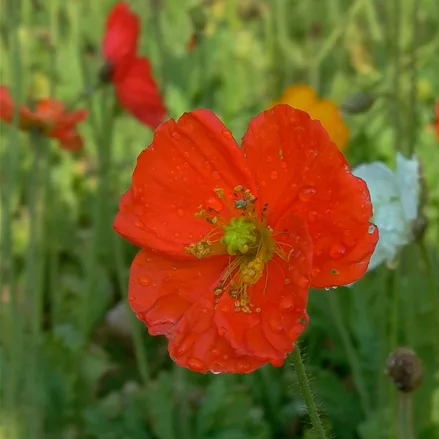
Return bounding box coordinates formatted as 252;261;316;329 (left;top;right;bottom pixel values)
291;344;328;439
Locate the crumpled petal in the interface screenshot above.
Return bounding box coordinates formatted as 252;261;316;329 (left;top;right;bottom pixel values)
242;105;377;288
114;110;256;256
214;214;312;363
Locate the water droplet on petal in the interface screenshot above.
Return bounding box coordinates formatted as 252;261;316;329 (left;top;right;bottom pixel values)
212;171;221;180
218;327;226;336
222;130;233;140
279;296;293;309
261;180;267;187
187;357;205;372
267;156;273;163
211;362;223;374
211;348;221;357
139;277;150;286
269;314;283;333
222;353;229;360
174;232;180;238
177;209;184;217
368;224;376;234
298;276;310;288
135;220;143;227
128;295;135;302
171;131;181;140
329;243;347;260
299;187;316;202
308;210;317;221
236;360;250;373
270;171;278;180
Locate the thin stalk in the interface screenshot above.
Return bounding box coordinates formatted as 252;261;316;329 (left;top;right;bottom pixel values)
148;0;167;89
290;344;328;439
328;292;372;416
407;0;420;156
2;0;24;427
418;242;439;366
80;89;115;337
174;366;192;439
312;0;366;68
388;268;400;439
390;0;403;153
113;237;151;385
398;393;415;439
24;132;45;439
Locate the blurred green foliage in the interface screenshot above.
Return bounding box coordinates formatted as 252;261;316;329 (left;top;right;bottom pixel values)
1;0;438;438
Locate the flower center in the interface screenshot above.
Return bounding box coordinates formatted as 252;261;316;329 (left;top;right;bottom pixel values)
221;217;257;256
185;186;277;313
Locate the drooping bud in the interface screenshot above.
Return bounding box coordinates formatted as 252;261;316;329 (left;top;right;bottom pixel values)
385;347;423;393
341;92;376;115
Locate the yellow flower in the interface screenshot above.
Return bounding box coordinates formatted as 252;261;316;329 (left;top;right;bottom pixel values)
271;85;349;151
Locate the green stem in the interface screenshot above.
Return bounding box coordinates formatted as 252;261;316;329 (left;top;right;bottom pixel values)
407;0;420;156
398;393;415;439
113;237;151;385
2;0;24;429
328;292;372;416
388;268;400;439
418;242;439;366
390;0;403;153
290;344;328;439
24;132;45;439
174;366;192;439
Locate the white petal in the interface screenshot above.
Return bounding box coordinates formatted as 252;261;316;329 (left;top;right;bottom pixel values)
352;161;412;271
395;153;420;222
352;162;399;208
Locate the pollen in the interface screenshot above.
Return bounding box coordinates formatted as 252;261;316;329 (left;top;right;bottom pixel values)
241;255;264;285
185;240;212;259
186;185;276;313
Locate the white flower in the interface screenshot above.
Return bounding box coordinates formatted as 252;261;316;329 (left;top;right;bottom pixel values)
352;153;420;271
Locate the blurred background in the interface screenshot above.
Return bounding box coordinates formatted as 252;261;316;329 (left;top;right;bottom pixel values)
1;0;438;438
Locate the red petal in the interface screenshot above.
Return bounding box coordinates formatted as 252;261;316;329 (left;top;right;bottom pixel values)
113;57;166;129
168;296;267;374
103;2;139;65
242;105;377;288
0;86;14;122
113;109;257;256
129;248;228;337
214;214;312;364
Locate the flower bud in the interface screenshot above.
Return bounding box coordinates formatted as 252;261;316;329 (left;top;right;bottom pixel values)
385;347;423;393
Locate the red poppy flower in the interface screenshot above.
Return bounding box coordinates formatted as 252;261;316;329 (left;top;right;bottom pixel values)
114;105;378;374
101;2;166;130
0;86;87;151
103;2;139;65
112;57;167;129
